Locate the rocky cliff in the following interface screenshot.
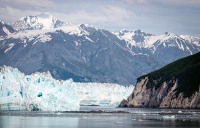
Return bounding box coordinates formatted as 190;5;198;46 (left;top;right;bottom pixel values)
120;52;200;108
122;77;200;108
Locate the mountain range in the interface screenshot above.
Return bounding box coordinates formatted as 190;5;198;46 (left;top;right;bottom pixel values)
0;13;200;85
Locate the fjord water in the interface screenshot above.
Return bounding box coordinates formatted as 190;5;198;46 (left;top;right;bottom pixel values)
1;107;200;128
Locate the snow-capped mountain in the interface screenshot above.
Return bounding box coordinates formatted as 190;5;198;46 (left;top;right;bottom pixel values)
115;30;200;65
0;14;200;85
0;19;159;85
0;66;133;111
0;20;15;36
13;13;65;30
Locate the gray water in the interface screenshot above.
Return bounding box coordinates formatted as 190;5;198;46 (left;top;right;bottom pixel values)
1;107;200;128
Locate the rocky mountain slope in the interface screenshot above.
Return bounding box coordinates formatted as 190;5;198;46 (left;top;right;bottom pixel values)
0;13;200;85
120;52;200;108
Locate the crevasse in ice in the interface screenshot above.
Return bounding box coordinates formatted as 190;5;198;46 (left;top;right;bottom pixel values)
0;66;134;111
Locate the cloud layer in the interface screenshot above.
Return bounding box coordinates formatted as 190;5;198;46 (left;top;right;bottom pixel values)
0;0;200;36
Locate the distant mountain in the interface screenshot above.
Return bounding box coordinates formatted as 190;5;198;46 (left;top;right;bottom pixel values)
0;20;15;36
115;30;200;65
115;29;153;45
13;13;65;30
120;52;200;108
0;14;200;85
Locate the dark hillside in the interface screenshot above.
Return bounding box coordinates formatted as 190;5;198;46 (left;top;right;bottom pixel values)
138;52;200;97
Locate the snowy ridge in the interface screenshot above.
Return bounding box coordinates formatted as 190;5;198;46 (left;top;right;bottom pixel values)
0;23;97;46
180;35;200;47
148;33;192;53
114;29;136;46
115;29;154;47
115;30;200;54
0;66;134;111
115;30;176;48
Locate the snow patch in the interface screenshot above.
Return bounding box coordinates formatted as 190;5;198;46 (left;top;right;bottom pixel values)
85;36;94;42
3;27;11;35
4;43;15;53
36;34;52;43
60;24;83;36
163;115;175;120
74;41;81;46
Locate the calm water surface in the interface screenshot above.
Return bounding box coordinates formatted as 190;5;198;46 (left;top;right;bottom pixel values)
1;107;200;128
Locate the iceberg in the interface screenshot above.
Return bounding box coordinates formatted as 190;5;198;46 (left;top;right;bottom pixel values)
0;66;134;111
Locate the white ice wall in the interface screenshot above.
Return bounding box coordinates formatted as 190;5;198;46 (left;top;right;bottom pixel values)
0;66;134;111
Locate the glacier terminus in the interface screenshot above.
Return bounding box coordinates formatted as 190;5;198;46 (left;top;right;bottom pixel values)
0;66;133;111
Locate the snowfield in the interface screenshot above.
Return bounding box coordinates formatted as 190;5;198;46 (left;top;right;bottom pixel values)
0;66;134;111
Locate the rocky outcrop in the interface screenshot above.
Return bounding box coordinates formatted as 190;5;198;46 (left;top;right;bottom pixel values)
119;99;129;107
120;77;200;108
0;20;15;36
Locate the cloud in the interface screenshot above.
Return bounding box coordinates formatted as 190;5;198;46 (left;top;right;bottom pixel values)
123;0;200;7
154;0;200;7
53;11;107;24
123;0;148;4
0;0;55;9
0;0;134;27
0;0;199;36
102;5;132;19
0;6;41;23
52;5;134;27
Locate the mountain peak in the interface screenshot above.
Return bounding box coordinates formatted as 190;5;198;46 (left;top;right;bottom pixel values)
79;24;98;33
79;23;98;30
13;13;65;30
164;32;176;37
116;29;133;37
119;29;130;33
134;29;153;36
134;29;142;33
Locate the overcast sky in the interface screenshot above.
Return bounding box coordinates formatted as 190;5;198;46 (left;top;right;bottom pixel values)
0;0;200;36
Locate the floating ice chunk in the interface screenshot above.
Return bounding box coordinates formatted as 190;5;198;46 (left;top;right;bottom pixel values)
56;112;63;115
138;119;144;122
178;111;182;113
163;115;175;120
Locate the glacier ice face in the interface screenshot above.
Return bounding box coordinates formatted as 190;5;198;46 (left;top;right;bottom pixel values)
0;66;134;111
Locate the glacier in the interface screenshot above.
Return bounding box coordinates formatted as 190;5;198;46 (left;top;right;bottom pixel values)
0;66;134;111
